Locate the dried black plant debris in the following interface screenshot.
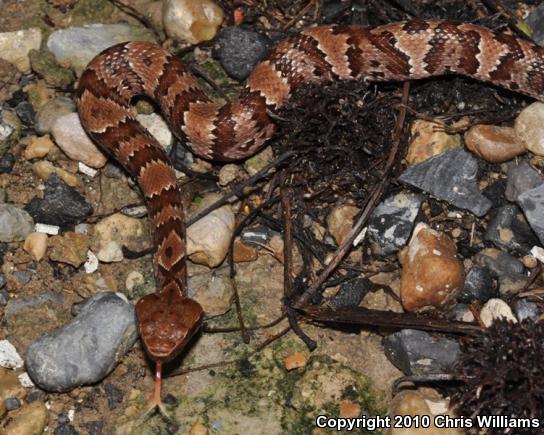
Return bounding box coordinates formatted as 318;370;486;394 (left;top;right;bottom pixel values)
452;319;544;434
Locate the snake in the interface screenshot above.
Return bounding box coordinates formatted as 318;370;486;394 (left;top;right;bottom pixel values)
76;20;544;409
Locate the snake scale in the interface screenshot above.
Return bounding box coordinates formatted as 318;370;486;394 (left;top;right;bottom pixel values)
76;20;544;408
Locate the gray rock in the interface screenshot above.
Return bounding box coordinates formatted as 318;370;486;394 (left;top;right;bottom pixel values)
35;97;76;134
484;205;539;255
4;397;21;411
213;27;272;81
518;183;544;245
47;24;156;75
329;277;373;309
457;266;496;304
505;161;543;202
514;299;541;322
474;249;526;278
383;329;460;375
367;192;422;255
0;288;9;307
25;292;137;392
0;203;34;242
526;1;544;46
398;147;492;216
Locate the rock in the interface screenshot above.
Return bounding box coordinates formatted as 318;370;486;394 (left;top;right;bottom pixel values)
188;269;233;316
5;397;20;411
96;240;123;263
327;204;360;246
484;205;539;255
0;204;34;242
0;109;21;155
25;175;93;227
457;265;495;304
187;194;235;267
25;293;137;392
398;223;464;312
163;0;224;44
515;102;544;156
505;160;543;202
2;400;48;435
518;183;544;245
0;289;9;307
15;101;36;125
23;232;48;262
498;274;528;297
213;27;272;81
47;24;156;75
0;341;23;370
189;423;209;435
48;231;90;267
232;239;258;263
383;329;460;375
388;390;463;435
526;1;544;45
0;59;20;106
464;124;525;163
0;367;26;400
0;153;15;174
284;353;306;371
514;298;541;322
399;147;492;217
92;213;146;254
367;192;422;255
243;146;273;176
28;48;75;88
53;423;77;435
32;160;79;187
136;113;173;150
218;163;242;186
51;113;107;168
24;135;55;160
329;277;372;309
0;28;42;72
480;298;517;327
241;226;277;247
474;248;525;278
406;119;461;165
35;97;76;135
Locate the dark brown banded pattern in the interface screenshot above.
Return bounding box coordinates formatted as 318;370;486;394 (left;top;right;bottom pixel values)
77;21;544;400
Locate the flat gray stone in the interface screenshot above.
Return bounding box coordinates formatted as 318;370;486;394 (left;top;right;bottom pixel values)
367;192;422;255
0;203;34;242
518;183;544;245
25;292;137;392
399;147;492;216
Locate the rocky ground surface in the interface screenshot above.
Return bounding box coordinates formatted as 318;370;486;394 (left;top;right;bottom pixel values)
0;0;543;434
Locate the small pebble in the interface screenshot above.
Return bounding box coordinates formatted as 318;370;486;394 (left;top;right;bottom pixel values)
465;124;525;162
23;232;48;261
515;102;544;156
398;223;464;312
163;0;224;44
189;422;209;435
284;353;306;371
406;119;460;165
24;135;55;160
51;113;107;168
327;203;360;246
480;298;517;327
0;28;42;72
4;397;20;411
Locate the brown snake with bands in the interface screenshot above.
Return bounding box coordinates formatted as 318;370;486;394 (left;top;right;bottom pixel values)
76;20;544;410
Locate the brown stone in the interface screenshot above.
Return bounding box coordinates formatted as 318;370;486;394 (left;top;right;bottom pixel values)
232;239;258;263
406;119;461;165
48;231;90;267
339;400;361;418
284;352;306;371
327;204;360;246
464;124;525;163
398;223;464;312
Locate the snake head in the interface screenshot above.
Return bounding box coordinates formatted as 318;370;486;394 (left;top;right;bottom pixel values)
135;285;203;363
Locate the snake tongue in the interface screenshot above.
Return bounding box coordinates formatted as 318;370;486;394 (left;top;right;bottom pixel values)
135;285;204;363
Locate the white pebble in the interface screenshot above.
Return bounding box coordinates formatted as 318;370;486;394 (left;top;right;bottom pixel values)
35;223;59;235
84;250;99;273
0;340;23;369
